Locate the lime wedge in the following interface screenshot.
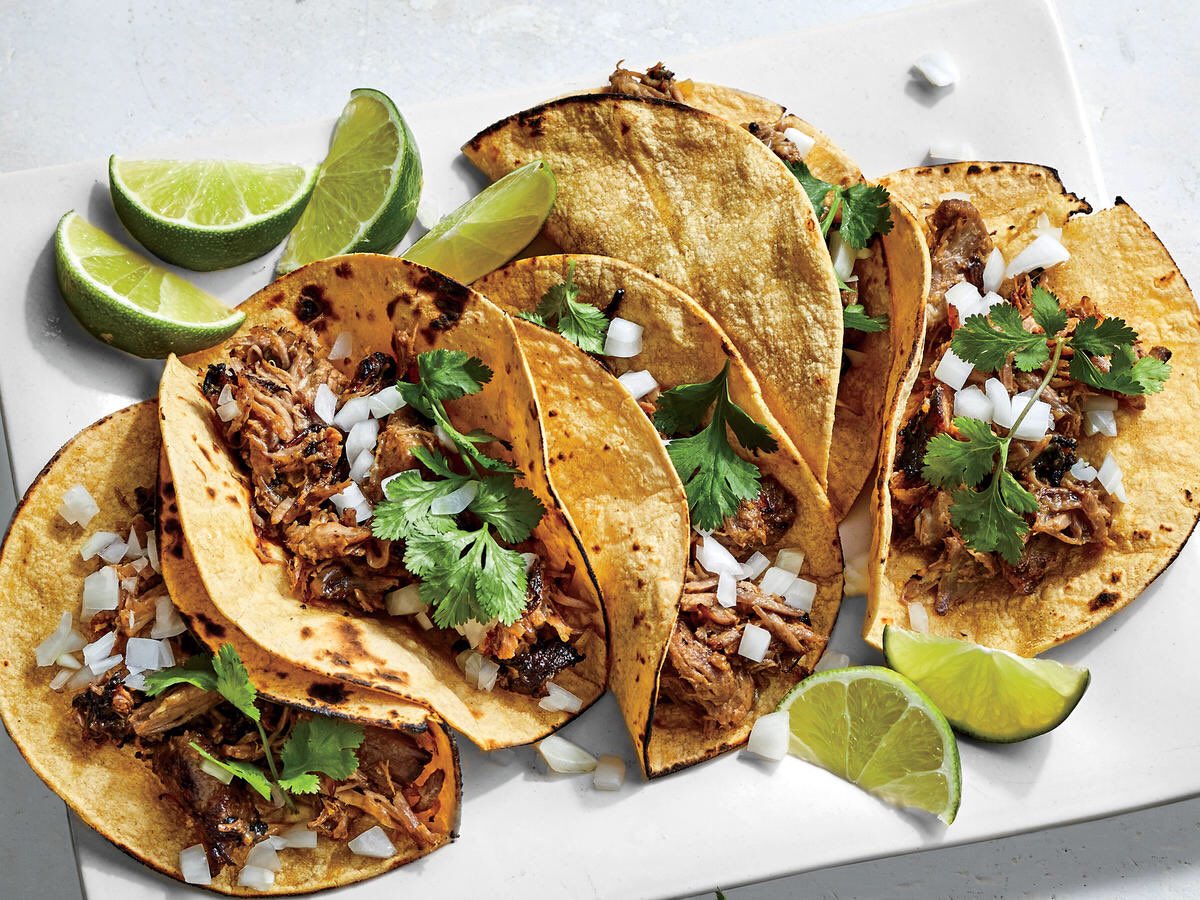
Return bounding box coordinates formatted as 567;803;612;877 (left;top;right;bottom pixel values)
403;159;555;284
276;88;421;274
884;626;1090;743
779;666;961;824
54;212;244;358
110;156;317;271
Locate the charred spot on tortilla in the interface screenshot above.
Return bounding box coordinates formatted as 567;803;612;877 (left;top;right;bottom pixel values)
1090;591;1121;612
334;260;354;279
300;626;313;639
306;681;351;704
296;283;328;322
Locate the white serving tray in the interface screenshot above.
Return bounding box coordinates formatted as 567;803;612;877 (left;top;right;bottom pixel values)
7;1;1193;897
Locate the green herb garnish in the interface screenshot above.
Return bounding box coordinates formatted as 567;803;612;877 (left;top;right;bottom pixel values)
843;305;889;334
654;360;778;531
517;261;610;354
787;162;893;250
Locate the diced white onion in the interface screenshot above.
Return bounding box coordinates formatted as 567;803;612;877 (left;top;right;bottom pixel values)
927;141;975;164
593;755;626;791
537;734;597;773
36;612;80;666
347;825;396;859
386;584;426;616
783;578;817;612
716;571;737;608
829;232;856;282
58;485;99;526
954;385;993;421
348;449;375;484
131;557;148;573
945;280;983;319
246;840;283;873
98;536;128;565
907;602;930;633
603;317;644;358
146;533;160;572
345;418;380;464
814;650;852;672
980;291;1007;313
82;566;120;618
333;396;373;431
216;400;241;422
314;383;338;424
329;331;354;362
431;481;479;517
696;534;743;577
89;653;122;676
759;566;797;598
1034;212;1063;240
123;671;146;691
477;657;500;692
151;595;186;639
1070;459;1098;483
56;653;81;670
773;548;806;575
414;611;434;631
238;865;276;889
1098;452;1127;501
200;757;235;784
913;50;960;87
179;844;212;886
120;577;138;595
934;348;974;391
367;387;407;418
82;631;117;666
782;126;816;158
66;665;99;690
217;384;234;406
983;247;1006;293
278;824;319;849
49;668;74;691
1010;398;1052;441
539;681;584;714
739;551;771;580
159;640;176;668
1006;233;1070;278
1084;409;1118;437
433;424;456;452
737;623;771;662
331;483;368;516
80;531;121;561
985;378;1014;428
745;710;791;760
1083;394;1119;411
617;369;658;401
125;637;165;672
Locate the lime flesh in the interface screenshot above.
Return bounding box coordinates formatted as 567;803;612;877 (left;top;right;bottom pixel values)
403;159;556;284
779;665;961;824
54;212;244;358
110;157;317;271
884;626;1090;743
276;88;421;274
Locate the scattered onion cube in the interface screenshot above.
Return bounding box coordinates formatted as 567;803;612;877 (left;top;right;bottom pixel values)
385;584;426;616
159;639;176;668
1010;399;1052;441
737;623;771;662
773;548;806;575
82;567;120;618
934;348;974;391
716;571;737;608
179;844;212;886
1084;409;1118;437
814;650;852;672
151;595;186;639
913;50;960;87
124;671;146;691
348;825;396;859
414;611;434;631
246;840;283;873
367;386;407;418
125;637;165;671
58;485;99;526
278;824;319;849
927;141;976;164
459;617;494;650
1098;452;1127;501
238;864;276;889
539;681;583;713
217;384;234;406
49;668;74;691
216;400;241;422
80;531;121;561
985;378;1014;428
983;248;1006;293
739;551;771;580
35;612;77;667
329;331;354;362
345;418;380;464
945;280;983;319
430;481;478;517
603;317;644;358
433;424;456;452
537;734;597;773
696;533;743;577
1005;233;1070;278
82;630;117;666
829;232;856;282
1034;211;1063;240
759;565;797;598
745;710;791;760
56;652;81;670
907;602;930;633
89;653;123;676
954;385;992;421
331;483;368;517
476;656;500;692
980;290;1007;313
200;757;235;784
98;536;128;565
1070;459;1099;483
314;383;338;424
146;533;160;572
333;396;373;431
593;755;626;791
617;369;658;401
348;449;375;484
782;126;816;158
783;578;817;612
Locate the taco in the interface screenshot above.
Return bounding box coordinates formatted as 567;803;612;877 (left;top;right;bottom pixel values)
867;162;1200;654
475;253;843;776
158;255;607;750
0;401;459;894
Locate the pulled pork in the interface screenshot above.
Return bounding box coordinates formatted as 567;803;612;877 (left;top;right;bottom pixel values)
605;61;690;102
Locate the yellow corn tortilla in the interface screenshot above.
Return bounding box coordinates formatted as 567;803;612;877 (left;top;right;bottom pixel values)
159;255;607;749
0;402;459;895
867;163;1200;654
464;94;843;487
475;254;843;776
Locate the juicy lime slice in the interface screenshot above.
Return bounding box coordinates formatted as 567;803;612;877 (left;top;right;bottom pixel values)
110;156;317;271
884;625;1090;743
54;212;244;358
403;159;556;284
276;88;421;274
779;665;961;824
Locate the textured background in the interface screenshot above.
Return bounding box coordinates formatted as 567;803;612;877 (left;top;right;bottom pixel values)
1;0;1197;896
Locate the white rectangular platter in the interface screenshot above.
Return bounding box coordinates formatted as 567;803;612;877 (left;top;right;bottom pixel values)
6;1;1195;897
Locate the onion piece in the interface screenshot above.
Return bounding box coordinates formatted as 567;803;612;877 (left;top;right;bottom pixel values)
745;710;790;760
56;653;81;670
985;378;1014;428
329;331;353;362
475;656;500;692
913;50;959;87
151;595;186;639
759;566;797;598
82;631;117;666
982;248;1005;293
159;640;176;668
200;757;235;785
739;551;770;580
1098;452;1127;501
539;681;583;714
716;571;737;608
36;612;78;666
278;824;318;849
347;825;396;859
246;841;283;873
603;317;644;358
333;396;373;431
58;485;99;526
89;653;123;676
814;650;852;672
843;348;866;367
945;280;983;319
696;533;743;577
617;369;658;401
934;348;974;391
124;671;146;691
367;386;407;418
537;734;597;774
82;566;120;618
927;141;975;164
179;844;212;886
783;578;817;612
314;383;338;424
125;637;165;671
385;584;425;616
737;623;771;662
345;418;380;463
348;449;375;484
1070;459;1099;483
782;126;815;158
217;384;234;406
774;548;805;575
331;483;368;517
433;424;457;453
66;665;98;690
124;526;144;558
146;533;160;572
593;755;626;791
98;536;128;565
954;385;993;421
49;668;75;691
238;865;276;890
1034;211;1063;240
414;611;434;631
80;531;121;561
1005;233;1070;278
1010;398;1052;441
459;617;494;649
907;602;930;633
216;400;240;422
1084;409;1118;437
828;232;856;282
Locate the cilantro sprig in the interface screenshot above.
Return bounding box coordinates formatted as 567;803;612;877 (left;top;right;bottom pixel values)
144;644;364;803
653;360;778;531
517;261;610;354
787;162;894;250
372;351;545;628
922;287;1169;562
843;305;889;334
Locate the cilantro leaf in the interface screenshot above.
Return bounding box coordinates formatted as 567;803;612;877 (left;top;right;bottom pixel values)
1069;345;1171;396
408;527;529;627
951;304;1050;372
278;717;364;794
519;262;610;354
397;349;493;412
784;161;834;216
468;476;544;544
212;643;259;723
371;461;471;542
1030;287;1067;337
840;182;894;249
190;744;273;801
844;305;889;334
723;398;779;454
922;418;1004;489
142;654;217;697
950;472;1036;564
652;369;724;435
1069;316;1138;356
